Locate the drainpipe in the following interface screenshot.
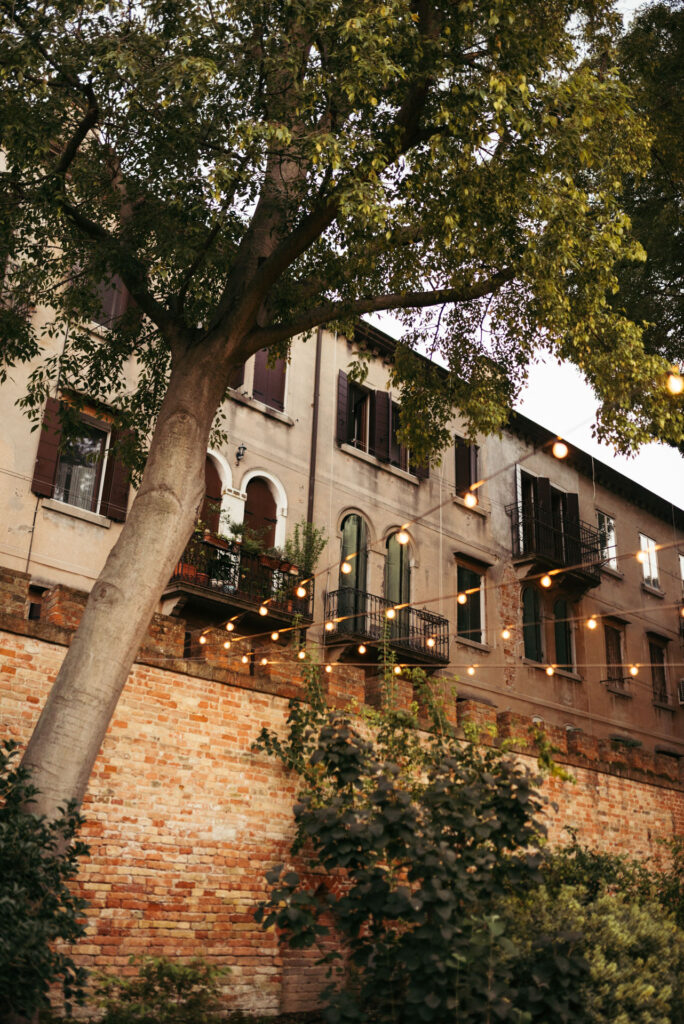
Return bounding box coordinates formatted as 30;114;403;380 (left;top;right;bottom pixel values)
306;327;323;524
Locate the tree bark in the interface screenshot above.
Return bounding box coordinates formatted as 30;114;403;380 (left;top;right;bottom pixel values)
21;345;230;819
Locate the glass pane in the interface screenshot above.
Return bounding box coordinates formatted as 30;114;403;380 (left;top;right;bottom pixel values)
54;428;106;512
457;566;482;643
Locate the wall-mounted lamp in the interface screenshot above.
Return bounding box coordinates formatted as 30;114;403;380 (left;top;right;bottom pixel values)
236;443;247;463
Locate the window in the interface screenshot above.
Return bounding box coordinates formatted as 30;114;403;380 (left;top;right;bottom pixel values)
522;587;543;662
252;348;286;411
386;533;411;605
389;402;410;472
455;436;479;497
603;623;626;691
31;397;130;521
513;470;581;564
457;565;484;644
338;514;368;634
92;274;131;327
597;511;617;569
244;477;278;549
638;534;659;588
348;382;373;453
649;638;669;705
553;598;574;672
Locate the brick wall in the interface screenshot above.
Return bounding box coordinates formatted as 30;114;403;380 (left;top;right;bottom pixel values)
0;569;683;1015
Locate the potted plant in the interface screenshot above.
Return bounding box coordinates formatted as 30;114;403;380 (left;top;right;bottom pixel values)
284;520;328;576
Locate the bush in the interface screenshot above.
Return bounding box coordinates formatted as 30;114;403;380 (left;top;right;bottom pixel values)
96;956;228;1024
0;739;89;1018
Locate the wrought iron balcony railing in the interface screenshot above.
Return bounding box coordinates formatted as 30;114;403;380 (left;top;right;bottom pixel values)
170;536;314;619
324;587;449;663
506;501;603;586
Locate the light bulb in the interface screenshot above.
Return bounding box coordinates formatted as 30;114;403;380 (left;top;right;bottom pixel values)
501;628;511;641
546;665;555;676
296;585;307;598
223;641;231;650
540;574;552;588
636;550;647;564
457;593;467;605
467;665;475;676
259;605;268;616
586;617;598;630
464;492;478;508
325;620;334;631
394;665;402;675
325;664;332;673
629;665;639;677
397;530;410;545
260;657;268;666
271;631;279;641
386;608;396;619
341;561;352;574
427;637;436;648
358;644;366;655
199;635;207;645
241;655;248;664
666;372;683;395
297;649;306;660
552;440;569;460
226;622;235;632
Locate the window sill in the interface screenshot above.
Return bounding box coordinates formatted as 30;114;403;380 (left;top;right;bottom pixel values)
601;565;623;580
455;636;491;654
42;498;111;528
522;658;582;682
228;388;295;426
453;494;489;518
641;582;665;599
339;443;420;485
653;701;675;713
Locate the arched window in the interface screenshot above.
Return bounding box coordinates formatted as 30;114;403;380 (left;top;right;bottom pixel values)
554;599;573;671
244;477;278;549
522;587;543;662
338;514;368;634
385;533;410;606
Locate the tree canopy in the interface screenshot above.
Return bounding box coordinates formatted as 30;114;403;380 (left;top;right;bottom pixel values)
1;0;681;458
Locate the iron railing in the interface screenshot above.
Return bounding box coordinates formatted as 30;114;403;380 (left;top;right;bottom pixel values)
324;587;449;663
170;537;314;619
506;501;603;585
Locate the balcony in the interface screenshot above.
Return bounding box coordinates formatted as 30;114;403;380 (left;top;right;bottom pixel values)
163;535;314;628
324;587;450;665
506;501;603;590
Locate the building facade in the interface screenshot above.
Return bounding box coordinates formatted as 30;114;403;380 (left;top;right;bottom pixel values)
1;319;683;757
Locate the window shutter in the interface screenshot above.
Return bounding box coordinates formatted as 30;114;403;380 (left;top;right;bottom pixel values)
469;444;479;484
536;477;554;558
31;397;63;498
455;437;470;494
244;478;277;549
373;391;391;461
564;492;581;565
253;348;286;410
336;371;349;444
101;429;132;522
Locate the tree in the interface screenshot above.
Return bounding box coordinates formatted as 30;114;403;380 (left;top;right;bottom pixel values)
613;1;683;372
1;0;681;822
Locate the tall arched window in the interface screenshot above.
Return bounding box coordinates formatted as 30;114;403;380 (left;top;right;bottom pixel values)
244;477;277;549
385;534;411;606
339;514;368;634
553;598;573;671
522;587;543;662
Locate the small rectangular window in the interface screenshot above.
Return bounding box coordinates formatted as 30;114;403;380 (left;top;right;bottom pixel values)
597;511;618;570
649;639;669;705
455;436;479;497
456;565;484;644
54;423;110;514
638;534;659;588
603;624;626;691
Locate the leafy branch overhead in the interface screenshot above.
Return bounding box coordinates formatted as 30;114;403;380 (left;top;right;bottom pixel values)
1;0;681;456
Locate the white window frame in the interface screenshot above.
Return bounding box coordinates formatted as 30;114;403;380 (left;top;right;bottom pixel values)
596;510;618;570
638;533;659;588
54;422;111;516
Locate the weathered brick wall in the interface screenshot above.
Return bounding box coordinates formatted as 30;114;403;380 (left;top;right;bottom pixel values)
0;569;683;1016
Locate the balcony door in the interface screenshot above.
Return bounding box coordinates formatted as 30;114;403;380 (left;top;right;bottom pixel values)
339;514;368;634
386;533;411;644
244;477;277;549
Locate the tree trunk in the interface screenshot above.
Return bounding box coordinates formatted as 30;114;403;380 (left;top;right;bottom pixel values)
21;346;230;819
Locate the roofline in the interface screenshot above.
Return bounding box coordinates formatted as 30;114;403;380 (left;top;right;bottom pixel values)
351;321;684;530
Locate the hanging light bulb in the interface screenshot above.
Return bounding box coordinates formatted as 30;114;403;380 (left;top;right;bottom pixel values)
198;635;207;645
226;621;235;632
397;530;410;545
223;640;231;650
457;592;467;605
552;440;569;460
358;644;367;655
297;649;306;660
260;656;268;666
501;628;511;641
325;663;333;673
586;616;598;630
259;605;268;616
666;372;683;395
296;585;307;598
467;665;476;676
464;491;478;508
540;574;552;588
386;607;396;619
341;561;352;574
546;665;555;676
394;665;402;676
427;637;436;648
241;654;249;664
325;620;335;631
271;631;279;641
636;550;647;564
629;664;639;677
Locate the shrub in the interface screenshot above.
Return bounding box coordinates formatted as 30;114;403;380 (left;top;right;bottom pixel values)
96;956;229;1024
0;739;89;1018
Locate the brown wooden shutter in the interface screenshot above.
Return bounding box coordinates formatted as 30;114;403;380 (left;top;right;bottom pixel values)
564;492;581;566
469;444;479;484
200;456;222;534
336;371;349;444
455;437;470;494
31;397;63;498
253;348;286;410
100;428;131;522
536;477;554;558
244;478;277;549
373;391;391;461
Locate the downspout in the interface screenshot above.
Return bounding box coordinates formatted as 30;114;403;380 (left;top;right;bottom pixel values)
306;326;323;524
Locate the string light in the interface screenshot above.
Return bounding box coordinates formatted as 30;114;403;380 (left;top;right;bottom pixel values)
540;575;552;588
636;550;647;564
297;649;306;660
397;530;410;545
341;561;352;574
259;605;268;616
666;372;683;395
546;665;555;676
457;593;467;605
501;628;511;640
464;492;478;508
394;665;402;675
586;616;598;630
427;637;436;648
260;657;268;666
629;665;639;677
296;585;307;598
198;635;207;645
552;440;569;460
223;640;231;649
241;654;249;664
226;622;235;632
358;644;367;654
325;664;332;673
271;631;279;641
386;608;396;619
325;620;335;631
467;665;476;676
